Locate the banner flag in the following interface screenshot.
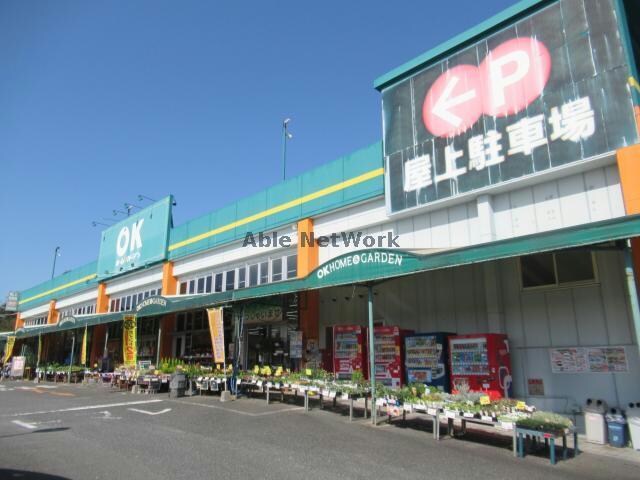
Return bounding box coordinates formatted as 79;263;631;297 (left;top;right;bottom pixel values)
122;315;137;367
207;308;225;364
3;336;15;364
80;325;88;366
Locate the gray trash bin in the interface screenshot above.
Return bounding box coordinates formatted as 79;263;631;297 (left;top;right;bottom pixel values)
169;373;187;398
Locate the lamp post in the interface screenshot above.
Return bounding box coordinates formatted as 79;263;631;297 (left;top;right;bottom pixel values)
282;118;293;180
51;246;61;279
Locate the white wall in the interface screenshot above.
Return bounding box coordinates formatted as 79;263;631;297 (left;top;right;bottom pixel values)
315;164;625;264
56;288;98;309
319;251;640;412
105;267;163;296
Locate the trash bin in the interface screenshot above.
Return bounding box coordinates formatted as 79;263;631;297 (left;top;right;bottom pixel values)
606;409;627;448
627;402;640;451
169;373;187;398
584;399;608;444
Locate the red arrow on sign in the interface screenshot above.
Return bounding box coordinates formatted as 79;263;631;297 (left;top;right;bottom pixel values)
422;64;483;138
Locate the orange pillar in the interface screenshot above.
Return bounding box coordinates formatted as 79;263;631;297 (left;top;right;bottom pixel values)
161;261;178;295
47;300;58;325
90;283;110;367
617;143;640;295
14;313;23;330
297;218;320;368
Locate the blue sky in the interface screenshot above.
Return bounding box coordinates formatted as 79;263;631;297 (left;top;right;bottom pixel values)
0;0;514;298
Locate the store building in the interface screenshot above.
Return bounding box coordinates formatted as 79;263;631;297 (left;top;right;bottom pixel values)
5;0;640;415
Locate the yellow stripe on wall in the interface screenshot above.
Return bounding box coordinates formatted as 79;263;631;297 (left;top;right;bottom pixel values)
168;167;384;252
19;273;98;306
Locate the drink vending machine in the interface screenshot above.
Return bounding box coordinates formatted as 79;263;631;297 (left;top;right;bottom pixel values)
373;326;412;388
449;333;512;400
333;325;368;380
404;332;454;392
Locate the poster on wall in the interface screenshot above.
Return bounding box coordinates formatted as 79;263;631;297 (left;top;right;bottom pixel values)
550;346;628;373
382;0;638;215
289;331;303;359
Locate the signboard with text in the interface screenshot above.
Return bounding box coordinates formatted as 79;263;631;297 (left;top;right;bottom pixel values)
97;196;173;277
5;292;19;312
383;0;637;215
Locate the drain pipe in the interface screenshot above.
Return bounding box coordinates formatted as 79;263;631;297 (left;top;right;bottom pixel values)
623;240;640;355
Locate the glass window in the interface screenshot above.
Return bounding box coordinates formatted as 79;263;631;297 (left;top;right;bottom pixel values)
197;277;205;294
556;250;595;284
131;296;137;310
225;270;235;291
272;258;282;282
176;314;185;332
260;261;269;284
286;254;297;279
238;267;246;289
137;293;143;304
205;275;213;293
215;273;223;292
185;312;193;331
521;253;555;288
110;299;116;312
189;280;196;294
179;282;187;295
157;288;162;296
144;291;150;299
249;264;258;287
115;298;121;312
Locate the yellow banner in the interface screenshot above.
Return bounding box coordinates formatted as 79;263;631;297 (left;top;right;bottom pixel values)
207;308;225;364
122;315;137;367
3;336;15;364
80;325;88;366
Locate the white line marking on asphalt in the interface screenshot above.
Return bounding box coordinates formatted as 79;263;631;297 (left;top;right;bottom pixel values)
168;399;303;417
12;420;37;430
128;408;172;416
1;399;164;418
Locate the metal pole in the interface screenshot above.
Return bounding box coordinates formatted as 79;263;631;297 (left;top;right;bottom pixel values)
156;325;162;367
68;334;75;383
367;285;376;426
623;241;640;355
51;246;60;279
282;123;287;181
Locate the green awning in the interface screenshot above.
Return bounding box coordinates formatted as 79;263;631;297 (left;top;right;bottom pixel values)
14;214;640;339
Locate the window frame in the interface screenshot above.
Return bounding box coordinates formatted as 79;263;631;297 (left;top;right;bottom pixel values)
519;250;598;291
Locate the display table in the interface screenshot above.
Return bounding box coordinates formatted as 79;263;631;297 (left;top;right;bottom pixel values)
515;426;578;465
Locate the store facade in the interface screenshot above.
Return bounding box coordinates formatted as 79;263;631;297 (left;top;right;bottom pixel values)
5;0;640;415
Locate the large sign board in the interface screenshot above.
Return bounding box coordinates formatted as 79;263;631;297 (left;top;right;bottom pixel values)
97;196;173;277
383;0;638;215
5;292;19;312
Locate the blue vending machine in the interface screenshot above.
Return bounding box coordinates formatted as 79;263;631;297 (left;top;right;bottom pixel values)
404;332;454;392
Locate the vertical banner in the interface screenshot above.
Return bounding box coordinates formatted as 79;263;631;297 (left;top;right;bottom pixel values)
80;325;88;366
207;308;225;364
122;315;137;368
3;336;16;364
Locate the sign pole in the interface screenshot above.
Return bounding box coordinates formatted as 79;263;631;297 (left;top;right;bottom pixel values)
68;333;75;384
367;285;376;426
156;325;162;367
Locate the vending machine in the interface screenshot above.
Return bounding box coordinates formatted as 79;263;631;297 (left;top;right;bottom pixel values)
333;325;367;380
449;334;512;400
404;332;454;392
373;326;412;388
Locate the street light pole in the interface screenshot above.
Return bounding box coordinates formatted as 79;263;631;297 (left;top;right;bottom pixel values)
282;118;292;181
51;246;61;279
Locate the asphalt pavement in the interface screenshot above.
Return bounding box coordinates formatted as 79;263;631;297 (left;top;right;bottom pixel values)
0;380;638;480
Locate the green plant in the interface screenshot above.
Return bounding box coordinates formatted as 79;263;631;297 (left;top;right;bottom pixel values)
516;411;573;432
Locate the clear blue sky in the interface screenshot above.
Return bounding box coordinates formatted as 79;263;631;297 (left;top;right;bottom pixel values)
0;0;514;298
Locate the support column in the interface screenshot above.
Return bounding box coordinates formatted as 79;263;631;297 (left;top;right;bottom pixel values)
161;261;178;295
297;218;320;368
616;143;640;352
160;314;176;359
483;262;504;333
47;300;58;325
14;313;23;330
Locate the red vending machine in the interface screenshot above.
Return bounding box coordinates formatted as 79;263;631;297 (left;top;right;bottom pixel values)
333;325;367;380
373;326;413;388
449;334;512;400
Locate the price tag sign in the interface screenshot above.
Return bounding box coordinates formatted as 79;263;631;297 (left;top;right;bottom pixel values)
516;401;527;410
480;396;491;405
305;369;312;376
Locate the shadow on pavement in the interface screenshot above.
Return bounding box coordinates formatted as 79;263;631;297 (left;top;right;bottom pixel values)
0;469;70;479
0;427;69;440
